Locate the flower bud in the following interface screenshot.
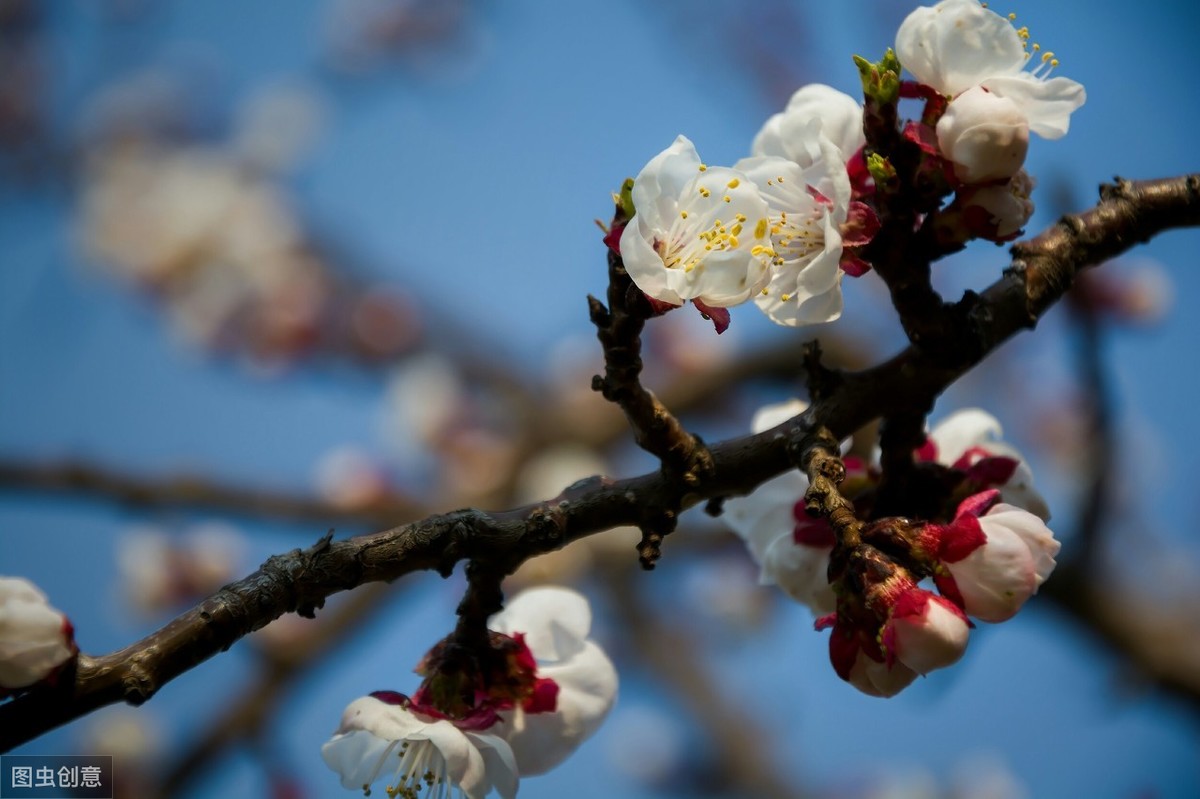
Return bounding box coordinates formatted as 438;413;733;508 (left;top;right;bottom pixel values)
936;87;1029;183
882;588;970;674
959;170;1035;242
933;491;1061;623
0;577;76;692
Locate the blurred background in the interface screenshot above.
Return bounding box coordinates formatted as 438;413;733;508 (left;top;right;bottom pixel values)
3;1;1200;797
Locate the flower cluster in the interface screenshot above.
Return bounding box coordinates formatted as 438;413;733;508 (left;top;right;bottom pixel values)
722;403;1060;697
615;0;1086;328
616;85;874;331
897;0;1085;239
323;587;617;798
0;577;77;696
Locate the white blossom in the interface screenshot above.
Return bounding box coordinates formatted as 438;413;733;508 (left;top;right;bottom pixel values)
722;400;836;613
489;587;618;775
882;587;970;674
752;84;865;164
620;136;772;309
936;86;1028;183
0;577;75;692
322;696;518;799
932;492;1061;623
736;119;853;326
896;0;1085;181
323;587;616;796
925;408;1050;520
958;169;1036;241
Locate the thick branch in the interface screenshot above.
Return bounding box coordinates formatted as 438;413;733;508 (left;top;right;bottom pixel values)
3;173;1197;751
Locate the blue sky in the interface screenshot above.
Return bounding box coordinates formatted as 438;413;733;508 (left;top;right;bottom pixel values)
3;1;1200;797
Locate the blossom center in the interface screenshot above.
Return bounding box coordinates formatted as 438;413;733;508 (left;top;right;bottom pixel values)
360;738;452;799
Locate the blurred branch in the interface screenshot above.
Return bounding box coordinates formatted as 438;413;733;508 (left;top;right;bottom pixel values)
2;173;1198;751
1041;564;1200;713
151;582;399;798
1066;281;1115;563
0;459;421;528
0;333;872;523
602;559;807;799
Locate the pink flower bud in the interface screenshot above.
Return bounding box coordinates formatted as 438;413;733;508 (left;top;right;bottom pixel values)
936;87;1029;183
847;650;919;698
825;616;918;698
882;587;970;675
959;170;1036;242
0;577;76;692
933;491;1061;623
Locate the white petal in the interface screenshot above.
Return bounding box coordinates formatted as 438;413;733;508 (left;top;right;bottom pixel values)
759;535;835;613
722;471;807;563
928;409;1050;520
983;74;1087;139
755;216;845;327
321;729;397;791
630;135;703;224
490;586;592;663
929;408;1004;462
333;696;428;738
897;0;1026;96
936;87;1029;183
985;505;1060;586
998;464;1052;522
429;727;488;799
946;523;1038;623
753;86;865;165
500;640;618;775
464;732;520;799
619;216;685;306
848;652;918;698
891;595;970;674
673;247;769;307
0;577;49;606
0;577;73;689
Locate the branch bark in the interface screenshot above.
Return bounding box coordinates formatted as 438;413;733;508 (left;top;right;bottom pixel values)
3;173;1197;752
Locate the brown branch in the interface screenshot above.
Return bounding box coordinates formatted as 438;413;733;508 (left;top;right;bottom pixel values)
153;582;398;797
588;209;715;566
3;173;1197;751
588;248;708;477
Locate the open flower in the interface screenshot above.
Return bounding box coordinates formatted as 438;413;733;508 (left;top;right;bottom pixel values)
620;136;773;313
722;400;837;613
735;119;856;326
488;587;618;775
0;576;76;694
896;0;1085;181
927;490;1061;623
752;84;865;165
323;587;616;796
920;408;1050;520
322;693;518;799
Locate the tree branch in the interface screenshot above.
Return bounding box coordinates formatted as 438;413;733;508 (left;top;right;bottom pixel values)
3;173;1197;751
